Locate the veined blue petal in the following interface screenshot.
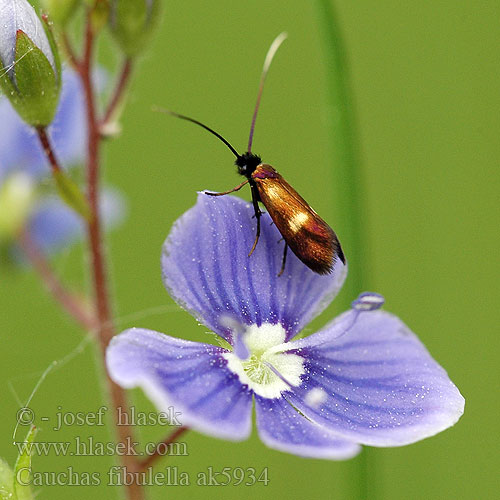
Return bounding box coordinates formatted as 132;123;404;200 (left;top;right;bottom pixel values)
106;328;253;440
255;395;360;459
161;194;347;342
286;309;465;446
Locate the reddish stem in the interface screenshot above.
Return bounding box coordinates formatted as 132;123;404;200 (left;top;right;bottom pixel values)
18;231;96;331
36;127;61;174
80;11;144;500
102;58;133;127
139;427;190;472
62;31;80;70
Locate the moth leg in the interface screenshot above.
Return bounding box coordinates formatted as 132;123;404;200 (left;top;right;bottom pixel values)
248;182;262;257
205;179;249;197
277;243;288;277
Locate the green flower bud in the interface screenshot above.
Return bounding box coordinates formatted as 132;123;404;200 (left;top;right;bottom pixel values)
0;0;61;126
90;0;111;32
109;0;160;57
14;426;37;500
0;172;36;241
41;0;80;25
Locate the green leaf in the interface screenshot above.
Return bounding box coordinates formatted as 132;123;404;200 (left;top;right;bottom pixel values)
53;170;91;220
13;426;37;500
12;30;60;126
0;458;15;500
91;0;111;32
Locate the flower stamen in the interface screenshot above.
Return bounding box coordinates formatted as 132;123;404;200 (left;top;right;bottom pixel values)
224;323;305;399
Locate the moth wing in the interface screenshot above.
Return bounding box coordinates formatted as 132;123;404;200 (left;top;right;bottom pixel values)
253;172;344;274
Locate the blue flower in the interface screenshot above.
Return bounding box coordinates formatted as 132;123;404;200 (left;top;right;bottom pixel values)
0;68;86;181
0;68;124;254
106;194;464;459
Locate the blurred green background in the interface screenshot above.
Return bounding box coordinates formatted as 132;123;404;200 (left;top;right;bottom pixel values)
1;1;499;499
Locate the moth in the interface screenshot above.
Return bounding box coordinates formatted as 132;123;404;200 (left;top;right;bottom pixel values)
161;33;345;275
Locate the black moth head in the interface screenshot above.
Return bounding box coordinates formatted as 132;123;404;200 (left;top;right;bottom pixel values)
235;152;262;178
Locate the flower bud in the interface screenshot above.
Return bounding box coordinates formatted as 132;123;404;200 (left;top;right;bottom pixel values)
0;0;61;126
41;0;80;25
0;172;36;241
109;0;160;57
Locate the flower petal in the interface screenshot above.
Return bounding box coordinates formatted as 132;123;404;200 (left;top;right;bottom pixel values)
0;68;105;181
286;309;465;446
106;328;253;441
28;196;82;252
255;395;360;459
0;0;55;77
162;194;347;342
27;188;125;254
0;96;39;180
46;69;87;168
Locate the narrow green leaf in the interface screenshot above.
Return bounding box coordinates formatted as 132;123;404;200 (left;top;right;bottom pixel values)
315;0;369;301
53;170;91;220
315;3;372;500
13;426;37;500
41;15;62;90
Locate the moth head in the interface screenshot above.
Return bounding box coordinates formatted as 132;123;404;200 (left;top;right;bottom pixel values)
236;152;262;178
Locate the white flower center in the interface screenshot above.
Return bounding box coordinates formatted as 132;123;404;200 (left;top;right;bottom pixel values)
223;323;305;399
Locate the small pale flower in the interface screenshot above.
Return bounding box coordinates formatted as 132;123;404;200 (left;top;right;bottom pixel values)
0;69;86;181
0;68;125;255
106;194;464;459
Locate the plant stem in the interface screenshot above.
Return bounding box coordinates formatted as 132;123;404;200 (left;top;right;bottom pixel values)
80;11;144;500
18;231;96;331
62;30;80;70
315;1;373;500
102;58;133;127
316;0;368;296
36;127;62;174
138;427;190;472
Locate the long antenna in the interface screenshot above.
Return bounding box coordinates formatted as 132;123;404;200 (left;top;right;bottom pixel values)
152;106;241;158
247;32;288;153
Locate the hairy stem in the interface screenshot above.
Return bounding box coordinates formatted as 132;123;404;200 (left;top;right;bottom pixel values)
80;11;144;500
18;231;96;331
62;30;80;70
102;58;133;127
35;127;61;174
139;427;190;472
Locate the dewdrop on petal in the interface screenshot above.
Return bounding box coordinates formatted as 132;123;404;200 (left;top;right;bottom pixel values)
305;387;328;409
